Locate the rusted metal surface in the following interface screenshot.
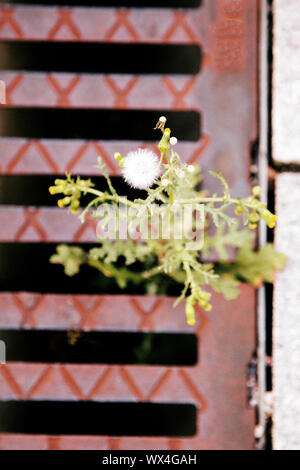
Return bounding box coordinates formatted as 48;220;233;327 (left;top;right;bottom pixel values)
0;139;209;175
0;207;98;242
0;0;258;450
0;287;255;450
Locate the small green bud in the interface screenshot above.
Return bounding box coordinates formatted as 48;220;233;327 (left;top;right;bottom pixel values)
154;116;167;130
249;212;259;223
260;209;276;228
203;303;212;312
114;152;124;168
252;185;262;197
253;275;263;288
64;187;73;196
49;185;65;195
70;198;80;214
54;179;67;186
77;178;93;190
235;207;243;215
186;297;196;326
49;186;56;195
58;196;71;208
158;128;171;154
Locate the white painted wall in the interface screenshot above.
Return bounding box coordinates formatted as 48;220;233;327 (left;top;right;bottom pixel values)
273;0;300;450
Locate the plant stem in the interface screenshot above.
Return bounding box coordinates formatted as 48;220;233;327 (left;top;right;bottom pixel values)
183;260;194;290
175;196;259;209
84;188;136;207
85;185;259;212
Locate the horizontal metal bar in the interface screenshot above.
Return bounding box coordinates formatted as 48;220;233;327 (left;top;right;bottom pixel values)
0;293;195;332
0;1;202;8
0;363;204;404
0;433;198;450
0;73;204;109
0;139;209;175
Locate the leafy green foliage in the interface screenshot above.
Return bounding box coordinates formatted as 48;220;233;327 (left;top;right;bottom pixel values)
202;221;255;260
223;243;287;286
50;244;85;276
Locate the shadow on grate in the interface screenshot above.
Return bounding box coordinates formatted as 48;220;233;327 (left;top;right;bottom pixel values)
0;175;152;206
0;41;201;75
0;243;184;297
0;401;197;436
0;108;200;140
0;329;197;365
0;243;183;296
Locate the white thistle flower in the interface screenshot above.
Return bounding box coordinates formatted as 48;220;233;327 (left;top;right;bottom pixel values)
122;148;161;189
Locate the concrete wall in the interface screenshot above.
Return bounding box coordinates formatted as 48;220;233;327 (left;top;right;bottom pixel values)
273;0;300;450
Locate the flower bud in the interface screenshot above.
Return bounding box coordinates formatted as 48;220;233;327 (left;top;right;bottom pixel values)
260;209;276;228
154;116;167;131
54;179;67;186
49;185;65;195
186;298;196;326
252;185;262;197
57;197;71;208
204;303;212;312
71;199;80;214
253;275;263;288
235;207;243;215
249;212;259;223
114;152;124;168
158;129;171;154
49;186;57;195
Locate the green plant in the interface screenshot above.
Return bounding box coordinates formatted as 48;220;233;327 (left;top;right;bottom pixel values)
49;117;286;325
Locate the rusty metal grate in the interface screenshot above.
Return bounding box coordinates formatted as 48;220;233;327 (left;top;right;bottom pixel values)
0;292;255;449
0;0;257;449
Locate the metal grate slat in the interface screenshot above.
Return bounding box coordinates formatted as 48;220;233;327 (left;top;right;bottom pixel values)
0;0;258;449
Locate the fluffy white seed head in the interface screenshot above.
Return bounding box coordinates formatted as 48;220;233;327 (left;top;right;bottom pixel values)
122;148;161;189
159;116;167;123
161;178;169;187
187;165;195;173
170;136;178;146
